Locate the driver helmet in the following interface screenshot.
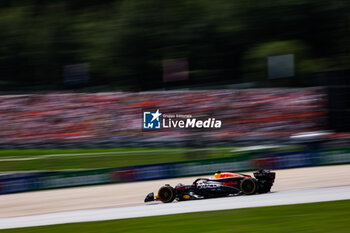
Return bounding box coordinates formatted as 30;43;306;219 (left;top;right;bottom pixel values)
214;170;222;179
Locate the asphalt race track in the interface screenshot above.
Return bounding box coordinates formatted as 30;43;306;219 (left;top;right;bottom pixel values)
1;186;350;229
1;164;350;229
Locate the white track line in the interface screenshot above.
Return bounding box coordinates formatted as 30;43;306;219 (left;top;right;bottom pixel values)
1;186;349;229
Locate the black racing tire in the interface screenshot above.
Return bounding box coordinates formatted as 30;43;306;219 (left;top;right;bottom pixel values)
240;178;257;195
158;186;176;203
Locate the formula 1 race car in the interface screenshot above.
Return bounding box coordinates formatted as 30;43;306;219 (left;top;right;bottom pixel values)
144;170;275;203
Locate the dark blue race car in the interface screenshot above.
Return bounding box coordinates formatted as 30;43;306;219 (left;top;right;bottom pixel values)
145;169;275;203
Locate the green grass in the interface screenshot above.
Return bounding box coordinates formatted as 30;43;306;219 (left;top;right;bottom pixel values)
0;145;301;172
0;148;163;157
0;147;238;172
2;200;350;233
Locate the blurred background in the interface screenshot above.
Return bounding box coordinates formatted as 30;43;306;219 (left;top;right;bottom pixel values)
0;0;349;191
0;0;349;90
0;0;349;147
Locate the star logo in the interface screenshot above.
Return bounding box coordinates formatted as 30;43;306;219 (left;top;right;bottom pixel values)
150;109;162;122
143;109;162;129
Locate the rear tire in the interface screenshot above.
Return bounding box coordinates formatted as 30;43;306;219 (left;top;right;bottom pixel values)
240;178;257;195
158;186;175;203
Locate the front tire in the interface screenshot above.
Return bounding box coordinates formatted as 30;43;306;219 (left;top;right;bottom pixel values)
240;178;257;195
158;186;175;203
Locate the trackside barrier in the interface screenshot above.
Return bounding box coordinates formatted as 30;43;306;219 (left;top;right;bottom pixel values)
0;172;56;194
0;148;349;195
39;169;113;189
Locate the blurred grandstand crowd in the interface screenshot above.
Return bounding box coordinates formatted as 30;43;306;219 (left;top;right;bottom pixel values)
0;87;328;148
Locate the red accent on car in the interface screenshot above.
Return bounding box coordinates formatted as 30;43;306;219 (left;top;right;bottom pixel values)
223;181;238;185
214;172;244;179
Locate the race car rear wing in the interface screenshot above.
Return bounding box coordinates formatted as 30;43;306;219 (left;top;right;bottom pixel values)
253;169;275;181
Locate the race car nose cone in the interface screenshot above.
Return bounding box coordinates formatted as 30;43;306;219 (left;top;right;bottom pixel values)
144;192;155;202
